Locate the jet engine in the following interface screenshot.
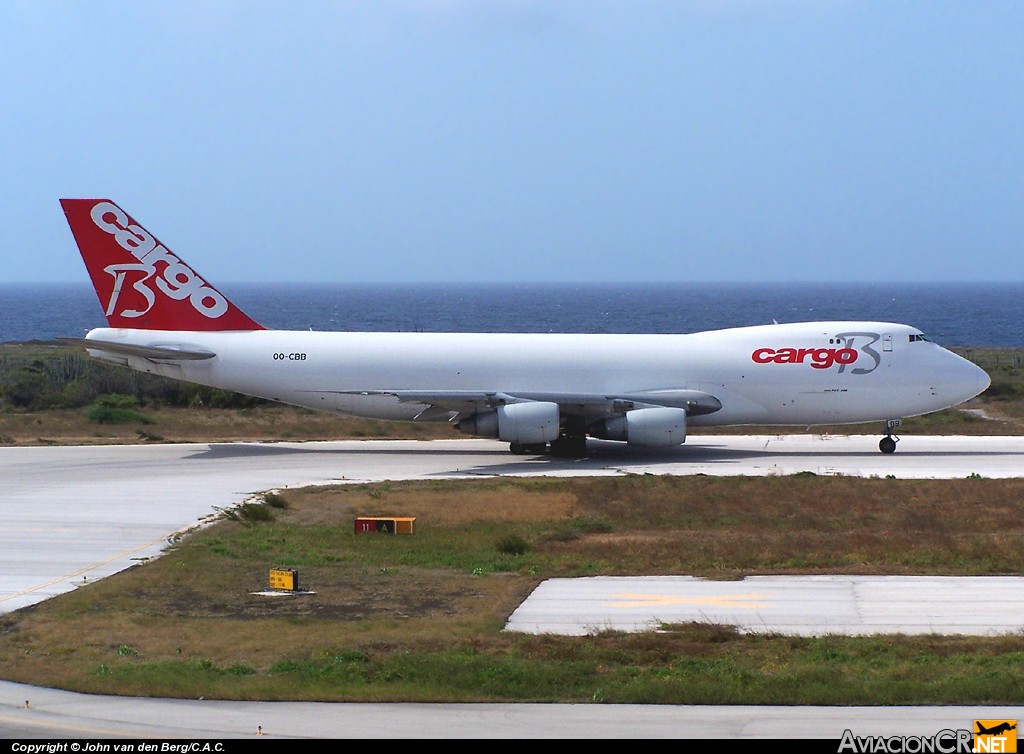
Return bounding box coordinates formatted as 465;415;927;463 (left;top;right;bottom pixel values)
457;401;560;445
591;407;687;447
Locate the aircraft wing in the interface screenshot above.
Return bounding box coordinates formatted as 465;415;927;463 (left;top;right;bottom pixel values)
56;338;217;361
336;388;722;421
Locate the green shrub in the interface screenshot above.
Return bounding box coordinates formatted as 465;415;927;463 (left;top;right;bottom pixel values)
570;516;614;535
1;365;46;408
222;502;275;524
545;516;614;543
983;381;1020;400
93;393;141;408
496;533;530;556
87;406;154;425
263;492;290;510
85;394;154;424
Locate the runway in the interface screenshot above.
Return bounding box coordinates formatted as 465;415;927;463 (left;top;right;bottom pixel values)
505;574;1024;636
1;434;1022;738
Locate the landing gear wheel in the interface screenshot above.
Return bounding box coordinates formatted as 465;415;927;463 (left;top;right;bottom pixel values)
549;434;589;458
510;442;548;455
879;419;901;455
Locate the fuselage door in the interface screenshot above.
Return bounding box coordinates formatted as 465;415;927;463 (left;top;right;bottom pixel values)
882;333;893;352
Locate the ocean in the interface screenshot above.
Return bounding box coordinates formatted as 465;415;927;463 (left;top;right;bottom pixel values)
1;281;1021;347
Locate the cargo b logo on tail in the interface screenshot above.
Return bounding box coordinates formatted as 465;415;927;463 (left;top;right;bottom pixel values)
90;201;227;320
61;199;263;331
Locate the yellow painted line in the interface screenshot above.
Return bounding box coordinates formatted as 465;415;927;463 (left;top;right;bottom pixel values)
608;592;773;609
0;538;162;605
0;708;168;739
0;512;222;606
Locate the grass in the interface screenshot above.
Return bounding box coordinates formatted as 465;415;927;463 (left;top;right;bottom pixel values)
1;475;1023;704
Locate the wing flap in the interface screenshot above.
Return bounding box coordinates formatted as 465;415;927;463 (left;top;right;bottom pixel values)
615;389;722;416
334;388;722;420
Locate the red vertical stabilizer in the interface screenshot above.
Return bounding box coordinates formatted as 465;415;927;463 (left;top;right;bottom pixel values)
60;199;264;331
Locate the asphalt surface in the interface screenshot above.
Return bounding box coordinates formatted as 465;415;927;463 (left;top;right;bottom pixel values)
1;435;1022;739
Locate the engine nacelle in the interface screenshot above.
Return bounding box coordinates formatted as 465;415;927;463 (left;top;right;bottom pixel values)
457;402;560;445
456;410;499;438
592;407;687;447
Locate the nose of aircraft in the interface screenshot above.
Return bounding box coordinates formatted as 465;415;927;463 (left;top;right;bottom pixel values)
948;351;991;404
975;360;992;395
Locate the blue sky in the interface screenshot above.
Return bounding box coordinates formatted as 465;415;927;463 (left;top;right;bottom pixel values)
2;1;1022;284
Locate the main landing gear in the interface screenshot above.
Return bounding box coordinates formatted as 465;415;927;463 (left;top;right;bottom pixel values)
549;433;589;458
879;419;901;454
509;442;548;455
509;433;590;458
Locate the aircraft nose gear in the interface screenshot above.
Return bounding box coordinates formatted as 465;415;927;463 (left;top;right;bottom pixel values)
879;419;901;454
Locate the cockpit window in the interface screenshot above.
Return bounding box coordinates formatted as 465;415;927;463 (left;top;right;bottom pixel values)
909;333;931;343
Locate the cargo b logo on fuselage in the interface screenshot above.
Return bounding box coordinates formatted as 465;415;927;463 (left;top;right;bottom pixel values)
751;332;883;375
751;346;857;370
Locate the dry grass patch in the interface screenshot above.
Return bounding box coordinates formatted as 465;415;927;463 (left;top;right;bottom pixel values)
288;481;577;526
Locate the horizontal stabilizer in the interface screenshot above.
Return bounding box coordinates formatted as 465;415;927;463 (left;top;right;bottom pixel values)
56;338;216;361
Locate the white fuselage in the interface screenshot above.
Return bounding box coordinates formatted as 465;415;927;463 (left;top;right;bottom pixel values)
83;320;989;429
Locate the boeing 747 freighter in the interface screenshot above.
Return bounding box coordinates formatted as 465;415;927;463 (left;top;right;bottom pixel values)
58;199;990;456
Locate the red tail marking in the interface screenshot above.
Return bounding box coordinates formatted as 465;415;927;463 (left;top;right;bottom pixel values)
60;199;264;331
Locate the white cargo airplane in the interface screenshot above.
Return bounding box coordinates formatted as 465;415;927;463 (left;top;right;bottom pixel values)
58;198;990;457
